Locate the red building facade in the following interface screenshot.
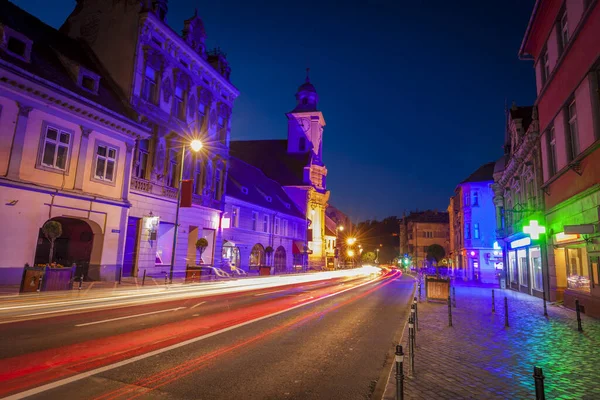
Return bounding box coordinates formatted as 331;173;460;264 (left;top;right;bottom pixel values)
520;0;600;316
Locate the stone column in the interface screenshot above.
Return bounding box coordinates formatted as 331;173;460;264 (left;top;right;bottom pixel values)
6;103;33;179
122;141;135;201
74;126;92;190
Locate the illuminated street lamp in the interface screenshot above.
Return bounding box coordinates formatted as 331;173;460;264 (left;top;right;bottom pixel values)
347;249;355;257
169;139;203;283
347;237;357;246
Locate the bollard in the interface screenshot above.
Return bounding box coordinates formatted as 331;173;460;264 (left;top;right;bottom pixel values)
37;274;43;292
142;269;146;286
533;366;546;400
408;315;415;375
78;275;83;290
542;291;548;317
410;304;417;346
504;296;509;327
452;286;456;308
395;345;404;400
164;272;168;287
413;297;419;331
575;299;583;332
418;283;422;301
448;295;453;327
492;289;495;313
118;266;122;285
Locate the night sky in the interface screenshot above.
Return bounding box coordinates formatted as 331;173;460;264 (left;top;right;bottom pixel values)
14;0;536;222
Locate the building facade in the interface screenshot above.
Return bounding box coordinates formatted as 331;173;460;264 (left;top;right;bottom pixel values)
221;157;307;273
399;211;450;269
449;163;500;283
493;105;547;297
0;1;149;284
62;1;239;279
519;0;600;316
230;72;330;270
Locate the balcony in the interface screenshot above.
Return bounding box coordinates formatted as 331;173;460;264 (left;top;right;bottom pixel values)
130;177;177;200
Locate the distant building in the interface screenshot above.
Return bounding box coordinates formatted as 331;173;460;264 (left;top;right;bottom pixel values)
399;211;450;269
231;72;329;269
63;1;239;278
0;2;149;284
519;0;600;317
449;163;500;283
492;105;547;297
221;157;307;273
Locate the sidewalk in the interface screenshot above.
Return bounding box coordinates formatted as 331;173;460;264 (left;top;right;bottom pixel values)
383;285;600;400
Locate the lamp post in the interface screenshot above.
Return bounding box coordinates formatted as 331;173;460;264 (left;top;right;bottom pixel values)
169;139;203;283
335;225;344;269
376;248;380;264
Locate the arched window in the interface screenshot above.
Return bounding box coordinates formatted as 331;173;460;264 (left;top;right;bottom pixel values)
299;137;306;152
274;246;286;273
250;244;265;270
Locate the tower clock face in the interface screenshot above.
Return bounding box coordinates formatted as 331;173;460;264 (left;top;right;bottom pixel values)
299;117;311;133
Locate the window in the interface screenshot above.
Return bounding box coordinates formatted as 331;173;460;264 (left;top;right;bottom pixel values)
232;206;240;228
194;157;204;194
252;212;258;231
40;125;71;171
541;48;550;84
167;149;178;188
94;143;117;182
142;66;158;103
474;223;480;239
472;191;479;206
135;139;149;179
463;192;470;207
214;168;223;200
198;103;206;128
566;247;590;292
218;116;226;143
465;223;471;239
423;231;433;238
567;100;580;160
547;126;557;176
7;36;26;57
274;217;280;235
299;137;306;152
174;86;185;119
293;222;298;238
81;75;97;92
282;220;288;236
558;8;569;52
263;215;269;233
530;246;543;291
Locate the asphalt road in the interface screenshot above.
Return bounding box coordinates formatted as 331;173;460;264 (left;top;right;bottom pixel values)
1;271;414;400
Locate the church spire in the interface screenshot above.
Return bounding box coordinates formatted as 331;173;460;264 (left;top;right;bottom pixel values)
292;69;318;112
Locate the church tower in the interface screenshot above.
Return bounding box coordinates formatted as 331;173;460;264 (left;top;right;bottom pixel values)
286;69;326;164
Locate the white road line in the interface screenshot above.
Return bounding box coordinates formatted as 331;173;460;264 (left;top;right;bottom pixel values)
75;307;186;327
253;289;286;297
2;274;387;400
190;301;206;309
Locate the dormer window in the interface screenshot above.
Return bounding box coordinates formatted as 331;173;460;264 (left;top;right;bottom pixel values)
78;68;100;94
2;27;32;62
241;187;249;194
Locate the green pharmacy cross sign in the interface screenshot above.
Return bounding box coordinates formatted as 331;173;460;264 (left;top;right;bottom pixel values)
523;220;546;240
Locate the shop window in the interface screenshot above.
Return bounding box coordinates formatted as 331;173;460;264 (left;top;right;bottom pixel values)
529;246;543;291
566;247;590;292
517;249;528;287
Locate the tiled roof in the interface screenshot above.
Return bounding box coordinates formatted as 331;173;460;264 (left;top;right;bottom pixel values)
0;1;134;119
461;162;496;184
229;140;310;187
226;156;305;219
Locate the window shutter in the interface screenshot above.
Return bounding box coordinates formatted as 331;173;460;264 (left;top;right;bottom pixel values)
180;179;193;207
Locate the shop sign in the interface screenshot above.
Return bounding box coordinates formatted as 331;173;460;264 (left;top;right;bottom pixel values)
564;224;595;235
509;237;531;249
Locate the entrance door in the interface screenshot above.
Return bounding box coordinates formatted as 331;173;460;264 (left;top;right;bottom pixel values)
122;217;140;277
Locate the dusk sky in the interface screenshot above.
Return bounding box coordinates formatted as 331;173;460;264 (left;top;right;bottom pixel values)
14;0;536;222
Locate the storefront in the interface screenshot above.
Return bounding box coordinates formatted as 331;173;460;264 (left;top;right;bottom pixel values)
505;236;545;297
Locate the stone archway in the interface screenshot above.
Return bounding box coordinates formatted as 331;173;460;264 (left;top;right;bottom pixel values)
34;217;104;280
274;246;286;273
249;244;265;271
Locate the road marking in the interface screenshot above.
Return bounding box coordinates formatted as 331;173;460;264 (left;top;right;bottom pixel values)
190;301;206;309
254;289;286;297
75;307;186;327
3;273;393;400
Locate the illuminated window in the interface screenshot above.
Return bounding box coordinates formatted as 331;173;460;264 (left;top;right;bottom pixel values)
473;223;480;239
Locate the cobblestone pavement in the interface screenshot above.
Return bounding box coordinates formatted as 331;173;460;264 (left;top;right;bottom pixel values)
382;283;600;400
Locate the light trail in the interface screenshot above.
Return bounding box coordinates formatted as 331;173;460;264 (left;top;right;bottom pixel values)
74;307;186;327
0;269;392;399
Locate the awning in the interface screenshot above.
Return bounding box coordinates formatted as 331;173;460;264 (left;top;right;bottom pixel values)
292;241;304;254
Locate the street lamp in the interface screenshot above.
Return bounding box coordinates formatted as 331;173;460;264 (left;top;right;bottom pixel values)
376;248;380;264
347;237;356;246
169;139;203;283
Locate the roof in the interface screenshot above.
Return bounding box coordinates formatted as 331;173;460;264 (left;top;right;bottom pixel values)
325;215;337;237
226;156;305;219
518;0;541;58
510;106;534;132
493;155;507;175
229;140;310;187
0;1;134;119
460;162;496;184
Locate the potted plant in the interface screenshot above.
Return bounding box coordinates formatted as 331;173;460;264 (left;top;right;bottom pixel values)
42;220;62;264
195;238;209;265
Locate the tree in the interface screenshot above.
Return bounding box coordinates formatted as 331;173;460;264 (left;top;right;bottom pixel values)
42;221;62;264
195;238;209;264
426;244;446;274
361;251;376;263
